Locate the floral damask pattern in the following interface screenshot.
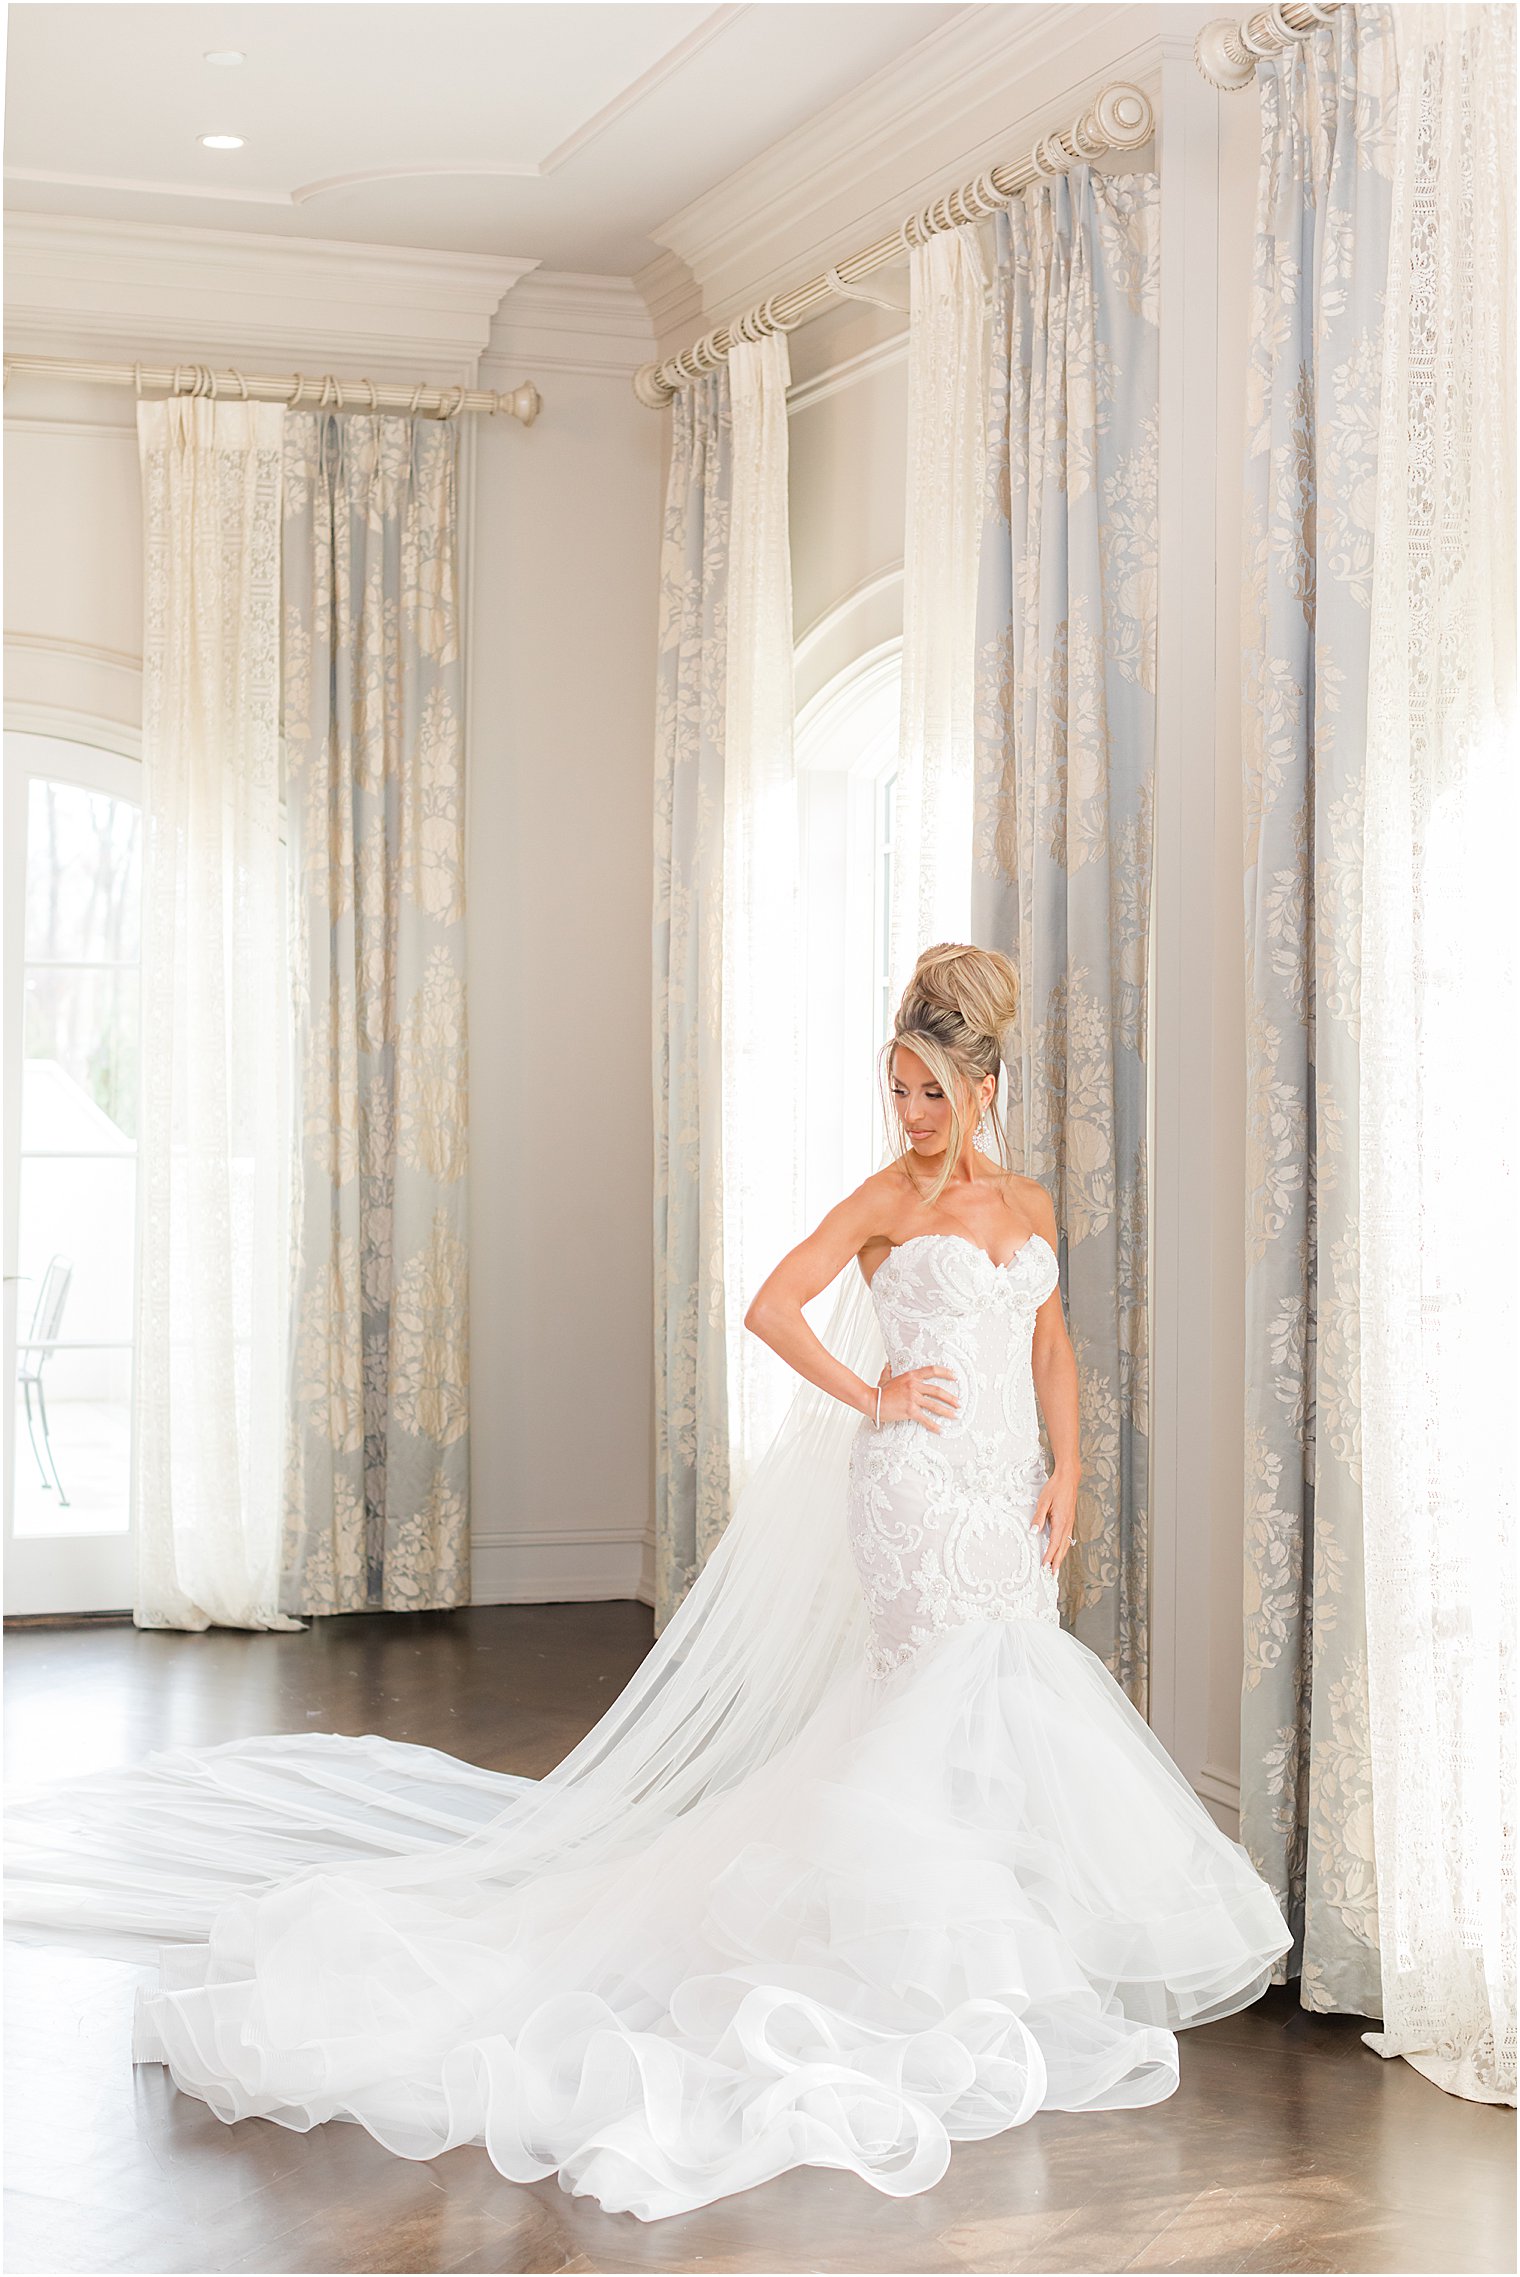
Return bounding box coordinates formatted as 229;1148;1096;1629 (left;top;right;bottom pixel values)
1238;7;1396;2021
652;371;733;1632
279;414;470;1615
971;167;1160;1711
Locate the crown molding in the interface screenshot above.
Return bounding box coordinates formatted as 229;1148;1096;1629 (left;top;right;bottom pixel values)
632;248;706;364
482;269;656;378
650;0;1168;324
3;212;536;370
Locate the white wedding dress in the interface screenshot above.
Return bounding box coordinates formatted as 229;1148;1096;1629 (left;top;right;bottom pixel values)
5;1230;1292;2222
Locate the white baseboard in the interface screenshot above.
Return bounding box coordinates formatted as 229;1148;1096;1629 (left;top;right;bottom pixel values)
1193;1762;1242;1838
470;1530;647;1606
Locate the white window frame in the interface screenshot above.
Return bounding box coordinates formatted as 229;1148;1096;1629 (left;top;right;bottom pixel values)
794;640;902;1246
4;730;142;1615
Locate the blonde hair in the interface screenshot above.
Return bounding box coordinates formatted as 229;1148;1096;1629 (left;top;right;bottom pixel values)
879;943;1020;1208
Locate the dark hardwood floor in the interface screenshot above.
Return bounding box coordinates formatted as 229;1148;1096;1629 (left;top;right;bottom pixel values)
4;1604;1515;2276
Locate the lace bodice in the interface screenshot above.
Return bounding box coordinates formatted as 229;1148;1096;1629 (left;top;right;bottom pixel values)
847;1232;1063;1676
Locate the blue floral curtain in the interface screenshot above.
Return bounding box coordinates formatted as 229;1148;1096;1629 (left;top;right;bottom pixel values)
972;168;1160;1711
1238;6;1397;2015
279;413;471;1615
652;371;732;1632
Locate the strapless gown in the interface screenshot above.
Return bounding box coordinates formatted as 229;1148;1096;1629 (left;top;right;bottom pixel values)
5;1231;1292;2221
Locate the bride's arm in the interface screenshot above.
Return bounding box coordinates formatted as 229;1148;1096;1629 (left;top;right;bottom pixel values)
1024;1179;1082;1484
741;1177;892;1420
1021;1179;1081;1573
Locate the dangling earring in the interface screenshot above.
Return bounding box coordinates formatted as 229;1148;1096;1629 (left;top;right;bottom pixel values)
975;1099;993;1151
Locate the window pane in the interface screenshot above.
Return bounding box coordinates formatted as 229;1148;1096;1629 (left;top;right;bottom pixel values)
24;778;141;964
17;1157;137;1347
12;1354;131;1540
23;972;140;1143
13;1158;136;1539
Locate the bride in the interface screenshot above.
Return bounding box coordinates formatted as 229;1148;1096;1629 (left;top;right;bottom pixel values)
5;943;1292;2223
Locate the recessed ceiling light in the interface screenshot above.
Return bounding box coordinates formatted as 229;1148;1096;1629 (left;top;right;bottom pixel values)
199;134;245;150
203;49;245;67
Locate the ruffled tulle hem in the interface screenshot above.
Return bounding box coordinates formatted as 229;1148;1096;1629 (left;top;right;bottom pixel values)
112;1615;1290;2220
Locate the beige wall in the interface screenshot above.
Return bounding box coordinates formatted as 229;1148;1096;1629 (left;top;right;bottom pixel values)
464;363;663;1605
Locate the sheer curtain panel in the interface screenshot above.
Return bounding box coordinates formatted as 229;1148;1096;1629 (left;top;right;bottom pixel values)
888;224;987;1006
278;414;471;1615
721;333;800;1501
971;170;1161;1708
133;397;303;1631
1357;1;1516;2106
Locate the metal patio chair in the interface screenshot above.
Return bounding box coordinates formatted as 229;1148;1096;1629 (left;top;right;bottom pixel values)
18;1255;73;1507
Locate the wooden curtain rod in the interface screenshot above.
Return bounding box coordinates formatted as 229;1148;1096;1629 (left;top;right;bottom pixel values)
632;78;1155;408
1194;0;1344;89
2;356;541;425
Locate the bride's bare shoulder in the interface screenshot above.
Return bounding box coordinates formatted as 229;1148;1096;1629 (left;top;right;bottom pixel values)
851;1161;917;1220
1010;1171;1058;1242
844;1162;918;1276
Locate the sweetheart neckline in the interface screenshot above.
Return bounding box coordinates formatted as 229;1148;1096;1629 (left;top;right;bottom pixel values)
868;1229;1053;1291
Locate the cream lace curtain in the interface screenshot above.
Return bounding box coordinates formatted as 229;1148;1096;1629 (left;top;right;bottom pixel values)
971;171;1161;1708
1238;4;1398;2023
888;224;987;1004
133;398;304;1632
1357;2;1516;2106
278;414;471;1616
652;369;732;1630
722;334;801;1502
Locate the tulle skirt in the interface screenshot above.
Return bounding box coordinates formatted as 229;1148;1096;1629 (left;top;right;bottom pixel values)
15;1614;1292;2221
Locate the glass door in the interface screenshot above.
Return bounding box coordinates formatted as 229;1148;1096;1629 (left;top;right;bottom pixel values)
4;732;142;1613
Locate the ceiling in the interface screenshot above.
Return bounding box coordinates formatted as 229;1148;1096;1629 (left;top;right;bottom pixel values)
3;3;968;273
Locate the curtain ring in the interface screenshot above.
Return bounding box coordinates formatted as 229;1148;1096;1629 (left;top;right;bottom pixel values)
290;372;307;407
409;381;425;416
1030;131;1067;181
1240;6;1291;57
361;377;377;413
234;367;249;401
132;361;144;398
445;384;467;419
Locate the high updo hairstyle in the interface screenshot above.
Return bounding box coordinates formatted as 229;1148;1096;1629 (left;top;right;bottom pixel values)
880;943;1020;1209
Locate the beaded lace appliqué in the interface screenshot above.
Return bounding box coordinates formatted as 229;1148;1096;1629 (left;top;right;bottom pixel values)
848;1235;1063;1678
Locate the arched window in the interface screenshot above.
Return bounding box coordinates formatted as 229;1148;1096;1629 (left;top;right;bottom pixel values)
794;642;901;1242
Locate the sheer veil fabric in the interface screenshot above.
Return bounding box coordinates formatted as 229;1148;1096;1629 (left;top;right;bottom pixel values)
6;1155;1291;2215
